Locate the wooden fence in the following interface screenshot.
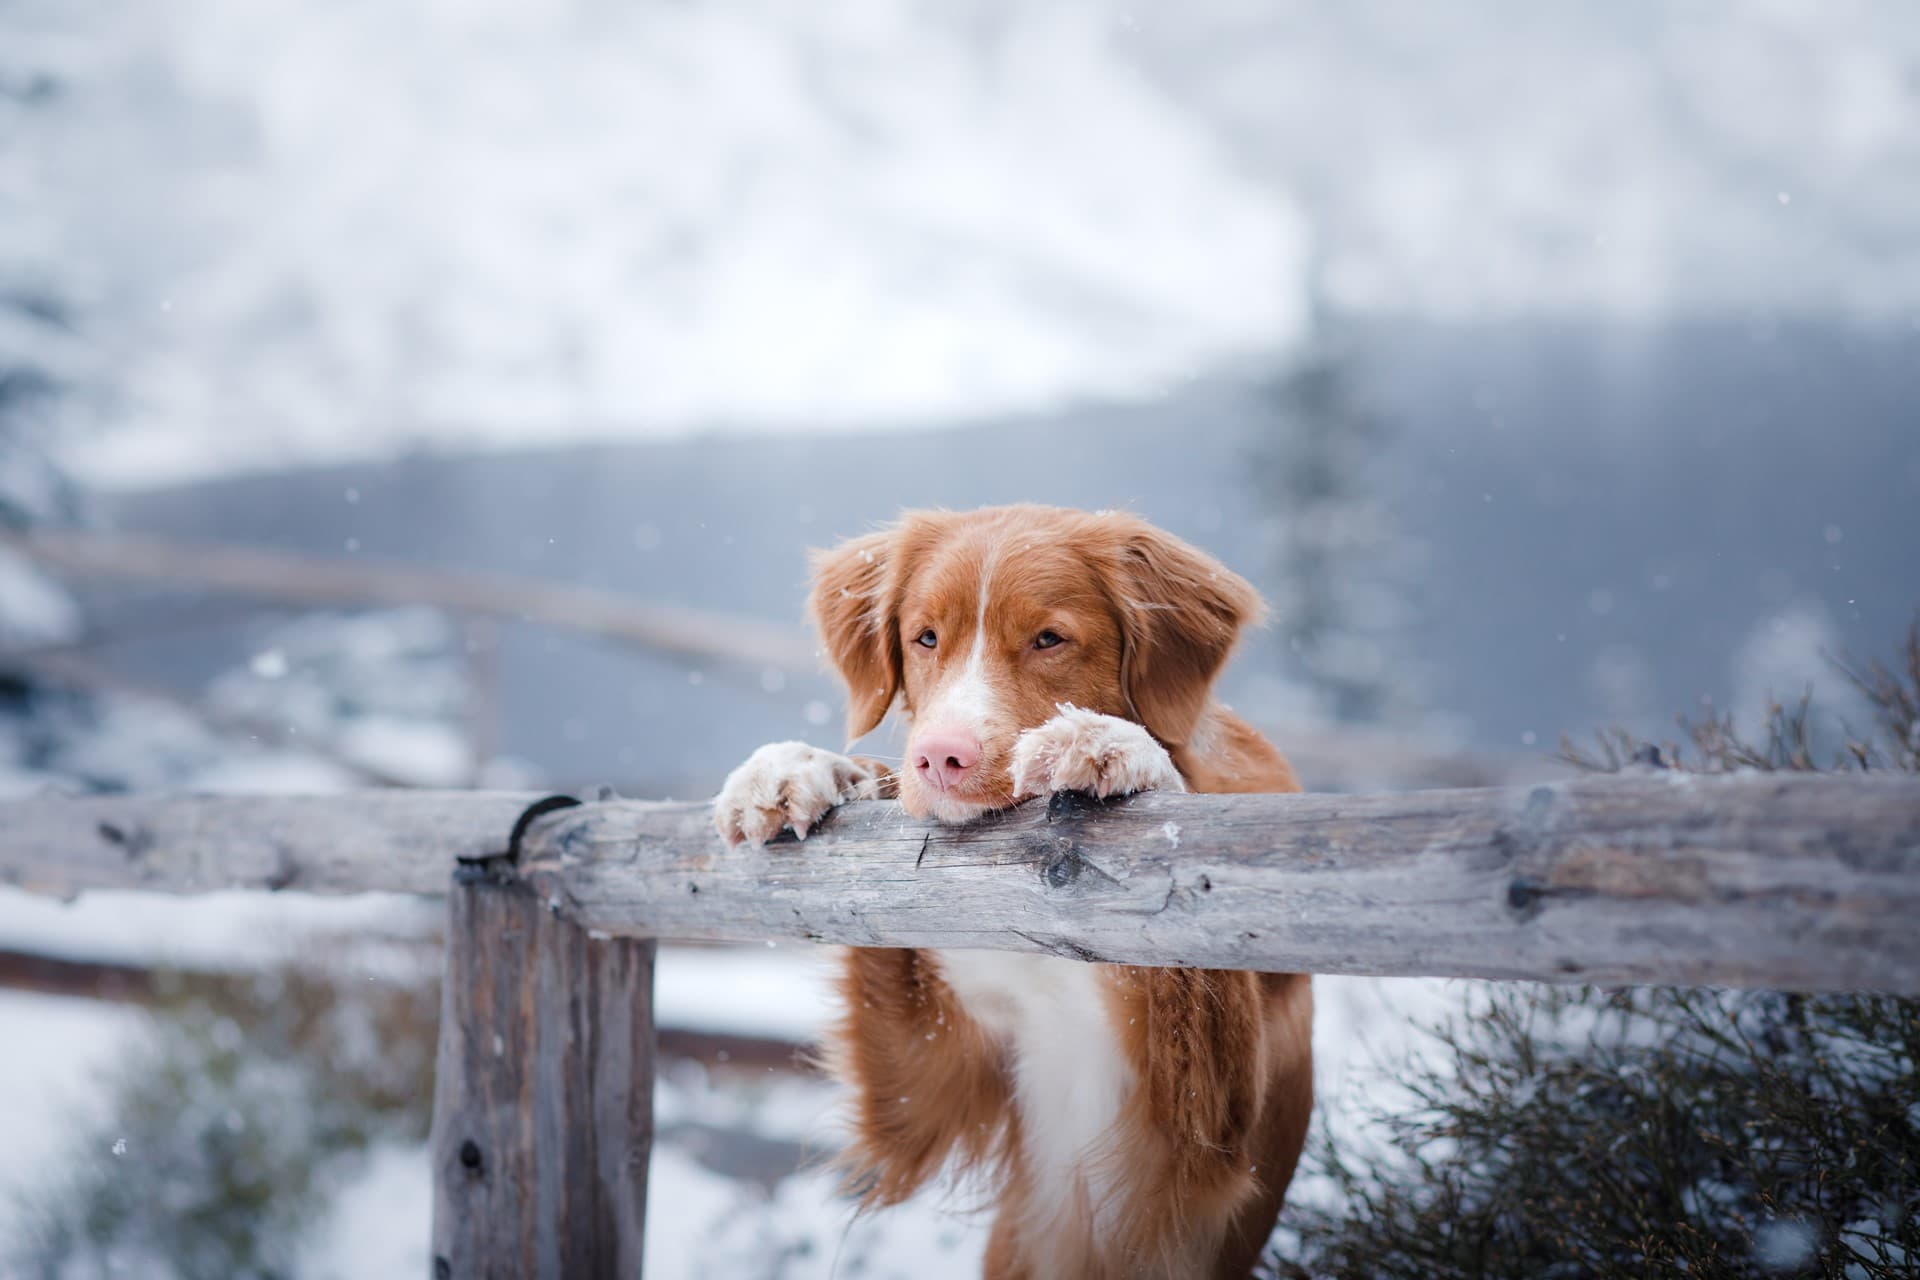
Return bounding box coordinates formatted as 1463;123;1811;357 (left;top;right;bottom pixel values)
6;772;1919;1276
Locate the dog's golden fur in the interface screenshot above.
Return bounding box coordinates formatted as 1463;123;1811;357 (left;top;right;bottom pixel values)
726;505;1311;1278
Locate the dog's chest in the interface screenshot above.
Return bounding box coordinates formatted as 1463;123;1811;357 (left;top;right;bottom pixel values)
932;950;1131;1218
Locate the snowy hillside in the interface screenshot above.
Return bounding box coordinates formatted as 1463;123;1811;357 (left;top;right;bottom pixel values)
10;0;1917;487
13;0;1307;487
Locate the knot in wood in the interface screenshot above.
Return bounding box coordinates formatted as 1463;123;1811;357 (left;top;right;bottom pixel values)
1506;877;1543;919
1043;851;1082;890
97;821;153;860
459;1139;485;1178
1046;789;1101;823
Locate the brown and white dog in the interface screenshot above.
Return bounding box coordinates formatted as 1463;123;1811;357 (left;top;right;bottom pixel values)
713;505;1312;1279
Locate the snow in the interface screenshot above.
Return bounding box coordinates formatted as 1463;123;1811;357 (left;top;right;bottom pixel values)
22;0;1308;490
0;691;372;801
0;902;1468;1273
1305;976;1465;1172
655;943;840;1043
23;3;1912;490
0;547;81;645
1731;602;1875;761
285;1071;992;1280
300;1144;435;1280
0;885;827;1049
330;719;473;789
0;887;1468;1274
646;1142;987;1280
0;991;143;1243
0;888;438;974
1752;1217;1819;1271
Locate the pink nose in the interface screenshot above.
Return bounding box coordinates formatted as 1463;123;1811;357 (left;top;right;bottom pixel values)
913;730;981;791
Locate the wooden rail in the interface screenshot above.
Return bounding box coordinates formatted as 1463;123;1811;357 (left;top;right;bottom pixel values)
4;772;1919;1274
10;775;1919;990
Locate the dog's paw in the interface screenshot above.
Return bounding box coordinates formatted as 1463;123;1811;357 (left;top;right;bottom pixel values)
713;741;881;847
1010;706;1186;801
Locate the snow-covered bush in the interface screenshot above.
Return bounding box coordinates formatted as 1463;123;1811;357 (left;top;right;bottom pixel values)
1270;622;1920;1280
208;607;489;789
8;955;440;1277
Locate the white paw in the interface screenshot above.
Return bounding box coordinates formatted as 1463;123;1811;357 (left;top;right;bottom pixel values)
1009;706;1186;801
713;741;881;847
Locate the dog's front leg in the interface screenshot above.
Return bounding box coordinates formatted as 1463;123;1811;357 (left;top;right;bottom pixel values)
828;947;1011;1206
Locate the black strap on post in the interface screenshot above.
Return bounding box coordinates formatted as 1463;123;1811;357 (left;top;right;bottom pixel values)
457;792;582;883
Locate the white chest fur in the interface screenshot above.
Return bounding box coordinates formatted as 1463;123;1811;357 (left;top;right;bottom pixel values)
933;950;1131;1239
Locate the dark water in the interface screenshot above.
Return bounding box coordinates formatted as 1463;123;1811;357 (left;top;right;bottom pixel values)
105;316;1920;793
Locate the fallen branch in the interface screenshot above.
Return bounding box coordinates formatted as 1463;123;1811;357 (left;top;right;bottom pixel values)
1;528;813;672
0;946;809;1072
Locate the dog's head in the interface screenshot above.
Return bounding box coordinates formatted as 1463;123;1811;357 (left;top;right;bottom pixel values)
808;505;1263;821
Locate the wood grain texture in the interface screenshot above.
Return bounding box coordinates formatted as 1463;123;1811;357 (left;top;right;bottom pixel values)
7;775;1919;990
512;773;1920;993
430;872;655;1280
1;790;543;898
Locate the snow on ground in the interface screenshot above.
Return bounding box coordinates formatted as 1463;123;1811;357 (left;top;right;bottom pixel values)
656;942;841;1043
294;1070;992;1280
299;1143;437;1280
0;991;144;1240
642;1137;987;1280
290;973;1465;1278
0;896;1467;1274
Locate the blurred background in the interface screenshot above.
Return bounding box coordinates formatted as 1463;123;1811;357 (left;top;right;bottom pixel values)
2;0;1916;1275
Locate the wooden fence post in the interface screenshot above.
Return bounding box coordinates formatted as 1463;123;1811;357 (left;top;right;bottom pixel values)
430;866;656;1278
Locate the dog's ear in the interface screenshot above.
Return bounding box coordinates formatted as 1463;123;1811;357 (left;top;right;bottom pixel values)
1105;519;1265;747
808;528;903;743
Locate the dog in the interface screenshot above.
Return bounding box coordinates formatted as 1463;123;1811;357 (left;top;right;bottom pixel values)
713;504;1312;1278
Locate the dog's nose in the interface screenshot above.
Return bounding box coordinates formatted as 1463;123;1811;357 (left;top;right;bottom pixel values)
913;730;981;791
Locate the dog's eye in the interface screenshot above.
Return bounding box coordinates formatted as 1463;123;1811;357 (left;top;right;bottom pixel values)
915;629;938;649
1033;630;1064;650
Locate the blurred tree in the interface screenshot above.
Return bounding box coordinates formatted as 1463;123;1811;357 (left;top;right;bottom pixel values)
0;17;499;796
1245;308;1418;726
206;607;502;789
0;21;100;792
0;48;238;794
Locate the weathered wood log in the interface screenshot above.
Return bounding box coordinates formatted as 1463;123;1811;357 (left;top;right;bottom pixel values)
0;946;157;1003
507;773;1920;993
7;775;1920;990
0;944;809;1072
1;790;543;898
430;869;655;1280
